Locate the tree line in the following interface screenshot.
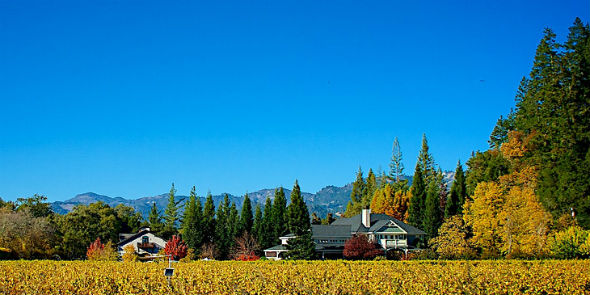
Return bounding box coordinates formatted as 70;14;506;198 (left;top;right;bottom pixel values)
0;180;315;260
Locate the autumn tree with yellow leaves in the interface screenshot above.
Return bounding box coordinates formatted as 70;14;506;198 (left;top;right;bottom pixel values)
463;131;553;258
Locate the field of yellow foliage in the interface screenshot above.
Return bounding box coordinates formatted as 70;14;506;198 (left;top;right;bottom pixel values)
0;260;589;294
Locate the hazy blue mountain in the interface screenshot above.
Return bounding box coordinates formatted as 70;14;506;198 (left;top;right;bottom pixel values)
51;185;352;219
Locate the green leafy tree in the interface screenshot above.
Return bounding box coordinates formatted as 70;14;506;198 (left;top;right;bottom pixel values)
114;204;142;234
465;150;511;196
54;202;122;259
16;194;53;218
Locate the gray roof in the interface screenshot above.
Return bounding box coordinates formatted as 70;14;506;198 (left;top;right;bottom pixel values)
331;213;425;235
311;225;351;238
264;245;288;251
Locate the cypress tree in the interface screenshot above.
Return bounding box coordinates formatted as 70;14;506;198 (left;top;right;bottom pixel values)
261;197;274;249
252;204;263;246
202;192;216;244
408;164;426;228
193;197;204;251
148;202;164;236
163;183;180;239
272;187;287;241
227;202;239;243
239;193;253;235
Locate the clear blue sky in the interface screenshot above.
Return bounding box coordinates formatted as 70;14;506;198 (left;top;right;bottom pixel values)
0;0;588;201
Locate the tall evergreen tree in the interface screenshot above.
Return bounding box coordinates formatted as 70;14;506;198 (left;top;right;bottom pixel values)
261;197;274;249
445;161;467;218
343;167;366;217
417;134;436;182
148;203;164;236
239;193;253;235
215;195;231;259
408;164;426;228
252;204;263;245
389;137;404;182
202;192;216;244
285;180;315;260
272;187;287;241
287;180;310;235
424;180;443;241
227;202;239;243
181;186;198;249
162;183;180;239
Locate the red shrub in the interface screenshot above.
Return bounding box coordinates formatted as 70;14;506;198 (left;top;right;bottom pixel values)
86;238;105;260
343;234;383;260
164;235;188;260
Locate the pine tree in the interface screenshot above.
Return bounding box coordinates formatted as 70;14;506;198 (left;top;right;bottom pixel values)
148;203;164;236
261;197;274;249
181;186;198;250
445;161;467;218
272;187;287;241
215;195;230;259
286;231;316;260
239;194;253;235
423;180;443;241
418;134;435;182
389;137;404;182
408;164;426;228
252;204;263;246
343;167;366;217
227;202;239;240
202;192;216;244
163;183;180;239
287;180;310;235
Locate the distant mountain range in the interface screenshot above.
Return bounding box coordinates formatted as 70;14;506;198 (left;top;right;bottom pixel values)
51;172;455;218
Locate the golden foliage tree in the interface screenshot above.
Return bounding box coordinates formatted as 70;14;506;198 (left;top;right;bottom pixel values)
429;216;476;259
370;184;410;222
464;131;552;258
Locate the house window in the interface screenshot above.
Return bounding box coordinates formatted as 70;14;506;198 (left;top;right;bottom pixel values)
142;236;149;244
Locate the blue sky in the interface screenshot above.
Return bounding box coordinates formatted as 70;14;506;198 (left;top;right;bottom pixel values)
0;0;588;201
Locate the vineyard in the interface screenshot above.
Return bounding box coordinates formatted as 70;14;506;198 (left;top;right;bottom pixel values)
1;260;589;294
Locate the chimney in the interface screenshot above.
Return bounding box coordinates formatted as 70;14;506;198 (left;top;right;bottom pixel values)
362;208;371;228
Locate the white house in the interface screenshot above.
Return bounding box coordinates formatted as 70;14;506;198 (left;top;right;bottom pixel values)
264;209;426;260
117;227;166;260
